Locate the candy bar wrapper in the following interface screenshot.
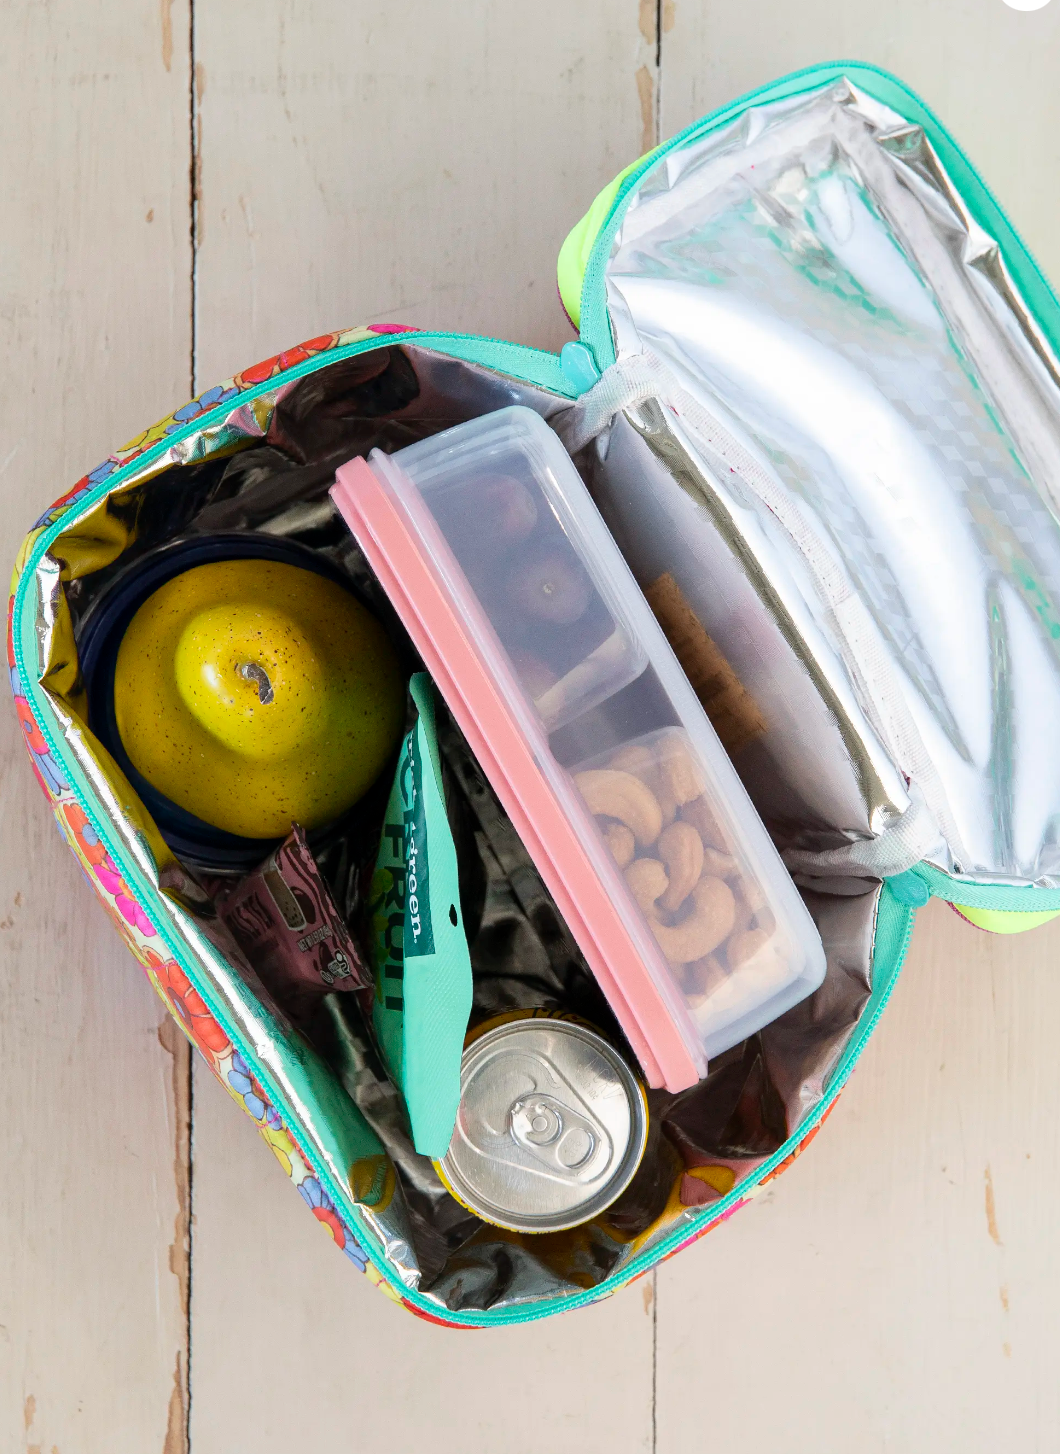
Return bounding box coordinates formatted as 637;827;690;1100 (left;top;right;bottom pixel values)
217;825;372;1026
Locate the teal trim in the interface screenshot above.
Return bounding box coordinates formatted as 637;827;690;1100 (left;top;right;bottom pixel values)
911;862;1060;911
886;870;932;908
560;340;601;393
578;60;1060;376
408;332;574;396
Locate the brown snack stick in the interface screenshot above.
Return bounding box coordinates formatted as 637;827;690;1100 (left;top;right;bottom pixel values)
644;572;767;756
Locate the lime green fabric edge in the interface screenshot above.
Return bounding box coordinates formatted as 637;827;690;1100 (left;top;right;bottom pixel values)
557;151;656;329
952;904;1060;934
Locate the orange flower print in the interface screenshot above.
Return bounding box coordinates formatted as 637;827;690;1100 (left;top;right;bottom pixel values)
151;952;230;1059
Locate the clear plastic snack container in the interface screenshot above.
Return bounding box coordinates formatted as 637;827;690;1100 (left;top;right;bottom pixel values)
332;406;826;1091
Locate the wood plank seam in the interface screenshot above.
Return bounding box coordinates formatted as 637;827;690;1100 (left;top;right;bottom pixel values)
159;1016;193;1454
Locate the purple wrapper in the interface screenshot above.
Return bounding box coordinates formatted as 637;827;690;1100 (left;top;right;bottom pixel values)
217;824;372;1025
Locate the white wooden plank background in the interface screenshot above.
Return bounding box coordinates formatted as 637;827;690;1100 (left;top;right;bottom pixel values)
3;3;1060;1450
0;2;193;1451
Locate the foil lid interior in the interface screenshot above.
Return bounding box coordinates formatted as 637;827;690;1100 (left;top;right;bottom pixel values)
599;78;1060;887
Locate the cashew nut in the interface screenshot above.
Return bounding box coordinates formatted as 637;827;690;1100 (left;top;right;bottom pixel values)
729;884;774;935
729;890;755;936
680;795;727;852
575;769;663;848
726;927;771;969
683;951;728;999
609;743;656;778
656;735;704;808
625;856;669;914
625;861;736;965
651;876;735;964
702;845;737;877
754;906;776;937
612;742;677;827
655;783;679;830
602;820;636;869
657;821;704;912
740;876;767;915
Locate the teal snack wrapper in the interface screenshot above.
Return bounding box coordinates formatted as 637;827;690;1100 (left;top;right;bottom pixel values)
371;673;473;1157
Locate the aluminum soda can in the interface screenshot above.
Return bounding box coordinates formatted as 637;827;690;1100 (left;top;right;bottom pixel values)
434;1011;649;1234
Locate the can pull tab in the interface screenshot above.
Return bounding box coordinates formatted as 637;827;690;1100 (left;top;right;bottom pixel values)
508;1094;597;1173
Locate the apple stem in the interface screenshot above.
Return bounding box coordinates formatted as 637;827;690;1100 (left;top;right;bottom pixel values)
239;662;274;705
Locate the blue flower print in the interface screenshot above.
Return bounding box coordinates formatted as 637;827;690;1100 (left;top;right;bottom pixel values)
166;384;239;433
227;1050;266;1120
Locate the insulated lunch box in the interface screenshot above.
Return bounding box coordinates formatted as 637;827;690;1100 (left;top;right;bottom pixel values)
12;62;1060;1327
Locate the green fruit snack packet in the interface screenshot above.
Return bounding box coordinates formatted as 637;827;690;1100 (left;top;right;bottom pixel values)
370;673;473;1157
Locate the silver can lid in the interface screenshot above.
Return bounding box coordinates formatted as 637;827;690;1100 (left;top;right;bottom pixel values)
437;1017;648;1233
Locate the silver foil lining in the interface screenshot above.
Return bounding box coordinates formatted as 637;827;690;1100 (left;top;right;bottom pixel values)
604;78;1060;885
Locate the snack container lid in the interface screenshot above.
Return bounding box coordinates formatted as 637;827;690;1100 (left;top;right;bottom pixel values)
332;405;826;1091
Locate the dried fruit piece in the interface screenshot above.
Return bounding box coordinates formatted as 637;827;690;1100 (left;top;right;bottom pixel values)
510;649;558;700
477;474;538;544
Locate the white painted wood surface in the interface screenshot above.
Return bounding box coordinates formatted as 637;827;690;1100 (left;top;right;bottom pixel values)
4;3;1060;1450
192;0;652;380
657;900;1060;1453
0;2;193;1450
188;1057;655;1454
